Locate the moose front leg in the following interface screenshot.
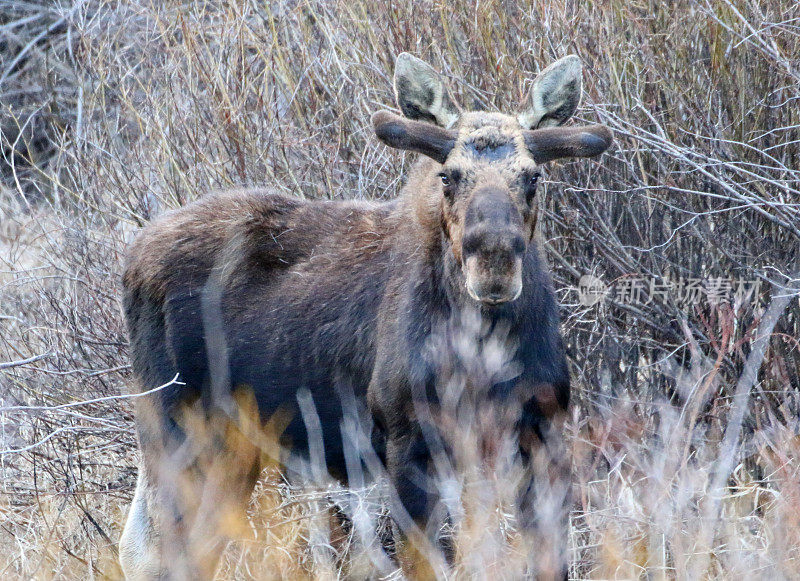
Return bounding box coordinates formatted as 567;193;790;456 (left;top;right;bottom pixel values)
516;409;571;581
386;428;451;581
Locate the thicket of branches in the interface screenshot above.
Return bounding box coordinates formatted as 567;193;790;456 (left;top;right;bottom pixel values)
1;0;798;578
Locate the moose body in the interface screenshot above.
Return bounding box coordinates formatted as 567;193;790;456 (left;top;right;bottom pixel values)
119;54;612;580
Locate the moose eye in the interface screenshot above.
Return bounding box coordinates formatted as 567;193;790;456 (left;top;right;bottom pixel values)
438;170;460;202
525;172;541;203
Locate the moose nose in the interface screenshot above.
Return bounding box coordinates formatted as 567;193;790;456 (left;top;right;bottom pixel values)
462;228;525;260
484;285;509;305
466;186;520;224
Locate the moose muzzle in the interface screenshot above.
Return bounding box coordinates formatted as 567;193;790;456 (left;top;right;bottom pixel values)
461;188;526;305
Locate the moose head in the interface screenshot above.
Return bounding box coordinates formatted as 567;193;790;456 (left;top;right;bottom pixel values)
373;53;612;305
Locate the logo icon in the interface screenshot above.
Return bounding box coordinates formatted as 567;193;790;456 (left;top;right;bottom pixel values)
578;274;608;307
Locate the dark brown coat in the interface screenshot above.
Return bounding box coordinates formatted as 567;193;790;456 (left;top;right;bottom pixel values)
119;52;613;580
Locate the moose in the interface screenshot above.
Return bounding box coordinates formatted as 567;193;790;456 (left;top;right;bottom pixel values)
118;53;612;580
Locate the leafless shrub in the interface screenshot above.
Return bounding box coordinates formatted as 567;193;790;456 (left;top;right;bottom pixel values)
1;0;798;578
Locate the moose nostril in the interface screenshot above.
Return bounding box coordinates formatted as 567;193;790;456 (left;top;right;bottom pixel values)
462;233;480;256
462;230;526;258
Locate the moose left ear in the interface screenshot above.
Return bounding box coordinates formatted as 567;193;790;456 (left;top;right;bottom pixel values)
394;53;461;129
518;55;583;130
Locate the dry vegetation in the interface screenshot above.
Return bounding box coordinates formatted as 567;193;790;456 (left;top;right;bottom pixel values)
1;0;799;578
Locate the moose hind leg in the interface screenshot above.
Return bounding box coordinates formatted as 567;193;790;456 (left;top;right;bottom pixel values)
120;400;262;580
120;465;164;580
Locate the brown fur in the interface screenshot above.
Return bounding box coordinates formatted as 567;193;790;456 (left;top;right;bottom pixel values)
119;53;613;580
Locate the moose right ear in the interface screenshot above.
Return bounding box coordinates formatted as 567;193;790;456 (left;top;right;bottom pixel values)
519;55;583;130
394;53;461;129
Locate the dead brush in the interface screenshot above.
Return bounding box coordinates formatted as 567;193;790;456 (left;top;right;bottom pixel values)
1;0;799;579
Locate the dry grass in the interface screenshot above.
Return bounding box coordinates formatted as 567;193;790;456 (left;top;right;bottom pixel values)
1;0;799;578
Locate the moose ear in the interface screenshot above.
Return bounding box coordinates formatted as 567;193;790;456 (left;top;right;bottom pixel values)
394;53;461;129
518;55;583;130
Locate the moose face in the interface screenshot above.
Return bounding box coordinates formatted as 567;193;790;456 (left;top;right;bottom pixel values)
439;112;539;305
373;53;612;306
